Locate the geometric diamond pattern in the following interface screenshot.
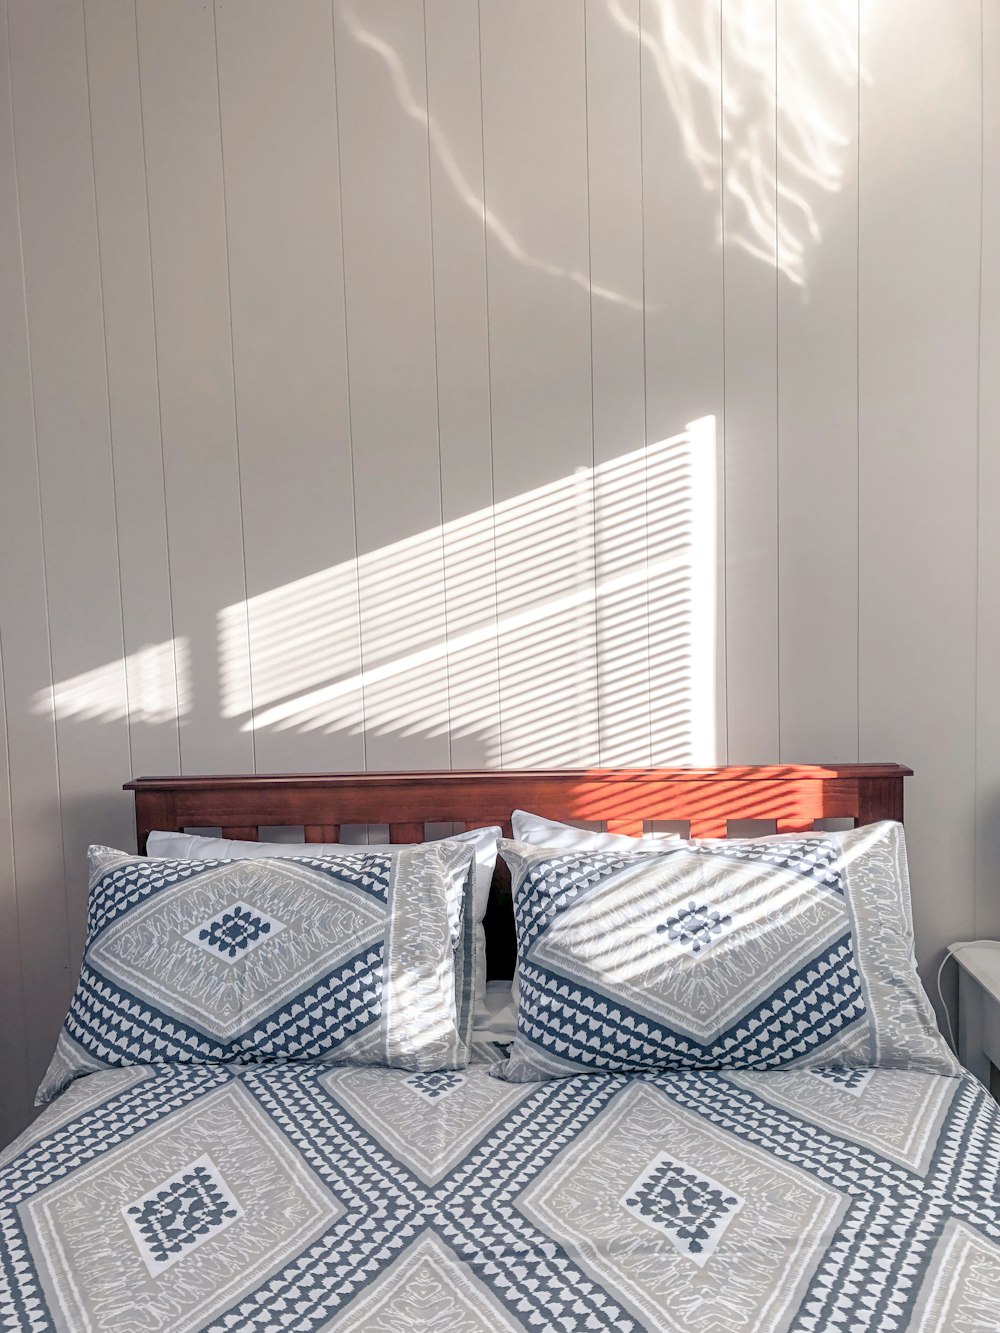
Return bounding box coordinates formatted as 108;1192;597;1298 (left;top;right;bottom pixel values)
183;902;286;962
657;900;732;955
87;851;228;940
513;931;866;1076
2;1058;999;1331
517;849;654;953
621;1151;744;1264
290;852;392;902
401;1070;466;1102
121;1154;242;1274
505;841;868;1079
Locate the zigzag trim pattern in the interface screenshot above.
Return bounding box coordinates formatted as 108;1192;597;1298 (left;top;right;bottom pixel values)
88;858;226;940
691;837;845;893
516;934;866;1070
280;854;392;903
63;944;384;1070
516;850;656;952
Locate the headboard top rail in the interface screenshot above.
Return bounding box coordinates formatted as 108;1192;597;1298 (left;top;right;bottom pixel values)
126;763;910;844
126;763;911;791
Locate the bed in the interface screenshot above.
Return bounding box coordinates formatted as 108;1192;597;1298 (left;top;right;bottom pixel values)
1;764;998;1332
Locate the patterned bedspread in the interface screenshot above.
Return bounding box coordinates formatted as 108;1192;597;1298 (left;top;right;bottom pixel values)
2;1045;999;1332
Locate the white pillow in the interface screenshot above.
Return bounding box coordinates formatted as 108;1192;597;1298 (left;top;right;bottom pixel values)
471;979;518;1043
510;809;681;852
147;826;501;1010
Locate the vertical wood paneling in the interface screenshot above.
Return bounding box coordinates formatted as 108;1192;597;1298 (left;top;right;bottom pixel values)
7;0;133;970
640;0;726;765
84;0;181;780
424;0;500;767
0;0;68;1116
776;0;859;763
977;0;1000;939
586;0;649;766
858;0;981;983
333;0;449;771
721;0;779;763
215;0;363;773
480;0;598;767
641;0;725;432
135;0;254;774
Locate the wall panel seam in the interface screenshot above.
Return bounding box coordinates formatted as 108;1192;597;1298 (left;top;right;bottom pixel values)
421;0;453;771
855;0;862;763
3;0;69;944
211;0;256;773
132;0;182;776
719;0;730;766
637;0;652;769
582;0;603;765
773;0;781;763
81;0;134;779
329;0;367;773
476;0;502;768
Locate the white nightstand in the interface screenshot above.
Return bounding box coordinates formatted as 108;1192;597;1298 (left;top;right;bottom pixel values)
952;942;1000;1098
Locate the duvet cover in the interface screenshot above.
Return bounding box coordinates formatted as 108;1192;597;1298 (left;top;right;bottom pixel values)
1;1044;999;1332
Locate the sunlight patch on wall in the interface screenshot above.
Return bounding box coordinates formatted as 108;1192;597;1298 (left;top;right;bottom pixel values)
218;419;718;767
339;0;643;312
33;638;189;725
631;0;856;286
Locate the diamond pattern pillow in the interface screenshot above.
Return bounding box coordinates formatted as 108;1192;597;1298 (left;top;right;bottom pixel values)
498;820;957;1080
37;840;477;1104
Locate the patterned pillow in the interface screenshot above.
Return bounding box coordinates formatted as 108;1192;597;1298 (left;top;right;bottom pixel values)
498;821;958;1081
37;840;477;1104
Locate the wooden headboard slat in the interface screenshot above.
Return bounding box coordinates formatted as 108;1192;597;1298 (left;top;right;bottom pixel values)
604;818;644;837
221;826;258;841
304;824;340;843
389;822;425;844
125;764;911;981
688;816;728;838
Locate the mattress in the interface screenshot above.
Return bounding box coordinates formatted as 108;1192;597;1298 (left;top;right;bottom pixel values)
1;1045;999;1332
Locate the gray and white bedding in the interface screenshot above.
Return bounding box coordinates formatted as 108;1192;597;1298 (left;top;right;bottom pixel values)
2;1044;999;1331
4;819;1000;1330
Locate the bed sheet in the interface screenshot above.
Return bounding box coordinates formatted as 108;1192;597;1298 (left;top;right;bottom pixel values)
1;1045;999;1332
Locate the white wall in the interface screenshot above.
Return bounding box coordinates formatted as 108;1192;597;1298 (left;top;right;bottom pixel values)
0;0;996;1143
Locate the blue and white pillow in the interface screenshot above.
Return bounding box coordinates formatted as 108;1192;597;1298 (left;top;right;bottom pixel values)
38;840;477;1104
497;821;957;1081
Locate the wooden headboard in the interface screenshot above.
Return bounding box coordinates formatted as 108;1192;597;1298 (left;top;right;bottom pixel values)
125;763;911;980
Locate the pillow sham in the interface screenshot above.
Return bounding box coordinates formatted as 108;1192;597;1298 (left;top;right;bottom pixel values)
147;825;500;1015
37;840;476;1105
511;809;680;852
497;820;957;1081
